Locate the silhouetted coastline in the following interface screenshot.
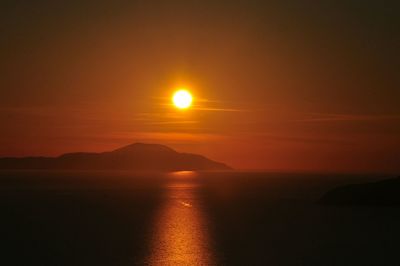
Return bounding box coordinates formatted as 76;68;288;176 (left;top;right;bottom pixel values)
0;143;231;171
319;176;400;206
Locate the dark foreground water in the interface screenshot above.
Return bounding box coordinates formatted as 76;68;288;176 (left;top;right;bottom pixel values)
1;171;399;266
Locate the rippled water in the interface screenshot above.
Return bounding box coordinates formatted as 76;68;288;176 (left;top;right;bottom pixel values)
147;172;215;265
1;171;399;265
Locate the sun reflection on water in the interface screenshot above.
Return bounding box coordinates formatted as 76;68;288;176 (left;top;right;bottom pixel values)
146;171;216;266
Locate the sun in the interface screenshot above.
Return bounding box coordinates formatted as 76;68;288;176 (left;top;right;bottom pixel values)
172;89;193;109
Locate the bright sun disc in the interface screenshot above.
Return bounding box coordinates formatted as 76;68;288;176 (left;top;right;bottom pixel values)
172;89;193;109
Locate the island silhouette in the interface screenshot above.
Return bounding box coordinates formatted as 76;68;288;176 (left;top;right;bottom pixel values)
0;143;231;171
319;176;400;206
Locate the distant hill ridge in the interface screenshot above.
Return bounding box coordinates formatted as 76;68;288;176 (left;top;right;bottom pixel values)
0;143;232;171
319;176;400;206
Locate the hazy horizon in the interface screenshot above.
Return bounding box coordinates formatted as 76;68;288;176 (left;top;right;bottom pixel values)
1;0;399;173
0;141;398;175
2;2;400;264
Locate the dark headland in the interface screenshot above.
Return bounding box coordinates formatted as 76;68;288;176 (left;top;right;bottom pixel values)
319;176;400;206
0;143;232;171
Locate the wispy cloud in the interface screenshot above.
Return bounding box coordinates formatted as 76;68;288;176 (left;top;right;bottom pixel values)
296;113;400;122
192;107;246;112
264;135;352;145
144;121;199;125
127;131;225;142
154;94;249;113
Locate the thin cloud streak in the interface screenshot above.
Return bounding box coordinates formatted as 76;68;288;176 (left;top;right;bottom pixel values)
144;121;199;125
193;107;247;112
296;113;400;122
128;131;225;142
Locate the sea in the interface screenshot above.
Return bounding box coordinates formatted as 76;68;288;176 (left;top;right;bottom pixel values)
1;170;399;266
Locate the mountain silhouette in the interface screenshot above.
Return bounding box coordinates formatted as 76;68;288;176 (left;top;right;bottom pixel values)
319;176;400;206
0;143;232;171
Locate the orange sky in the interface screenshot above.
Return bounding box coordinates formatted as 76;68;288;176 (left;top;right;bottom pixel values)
1;1;399;173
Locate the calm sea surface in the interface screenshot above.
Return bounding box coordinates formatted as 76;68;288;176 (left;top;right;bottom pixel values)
1;171;399;265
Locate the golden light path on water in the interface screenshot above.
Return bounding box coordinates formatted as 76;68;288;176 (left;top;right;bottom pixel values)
146;171;216;266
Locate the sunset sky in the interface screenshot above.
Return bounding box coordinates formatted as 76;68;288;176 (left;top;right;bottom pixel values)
1;1;399;173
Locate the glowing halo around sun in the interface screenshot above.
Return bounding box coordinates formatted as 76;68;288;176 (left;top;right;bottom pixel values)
172;89;193;109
